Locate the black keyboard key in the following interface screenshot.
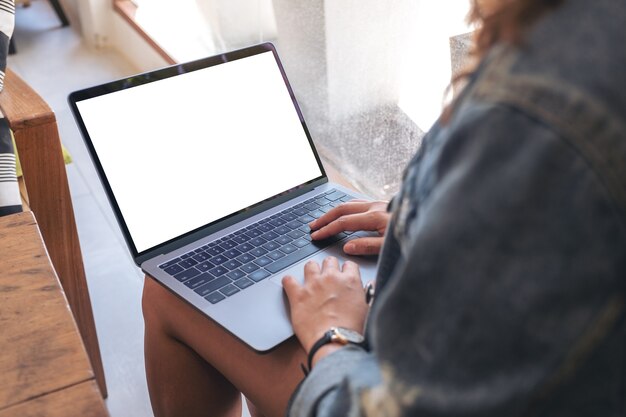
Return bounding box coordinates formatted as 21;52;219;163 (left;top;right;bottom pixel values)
315;197;330;206
281;213;297;222
298;215;315;224
206;246;225;256
236;253;256;264
234;277;254;289
181;253;193;259
329;201;341;208
249;269;271;282
233;234;250;244
309;210;325;219
209;255;228;265
192;252;211;262
238;242;255;252
196;276;231;297
303;234;313;241
340;196;353;202
261;231;280;241
245;229;263;238
224;259;243;270
257;223;274;232
293;208;309;216
326;191;346;201
298;224;311;233
184;273;215;289
250;237;268;247
286;221;302;230
266;245;320;274
269;218;286;227
179;258;198;269
254;256;273;267
164;264;184;275
220;240;238;250
205;292;226;304
209;265;229;277
226;269;246;280
280;244;298;254
241;262;260;273
267;251;286;260
266;233;348;274
275;235;293;245
223;249;243;259
160;258;181;269
250;247;268;257
288;230;304;239
319;205;333;213
220;284;240;297
262;241;281;251
305;203;319;211
174;267;201;282
292;238;310;248
275;225;291;235
196;261;216;272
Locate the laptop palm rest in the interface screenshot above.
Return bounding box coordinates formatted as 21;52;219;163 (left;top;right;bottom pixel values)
211;233;378;352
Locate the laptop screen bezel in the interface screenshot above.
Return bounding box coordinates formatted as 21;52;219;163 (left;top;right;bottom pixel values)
68;43;328;265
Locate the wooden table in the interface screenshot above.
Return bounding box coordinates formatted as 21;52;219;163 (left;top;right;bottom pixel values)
0;212;109;417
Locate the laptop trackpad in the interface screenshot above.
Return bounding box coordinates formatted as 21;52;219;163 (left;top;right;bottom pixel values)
268;238;379;287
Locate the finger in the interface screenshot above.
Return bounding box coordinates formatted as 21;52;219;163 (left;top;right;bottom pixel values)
311;211;387;240
343;237;385;256
322;256;340;272
303;260;321;284
281;275;301;302
341;260;361;277
309;201;373;231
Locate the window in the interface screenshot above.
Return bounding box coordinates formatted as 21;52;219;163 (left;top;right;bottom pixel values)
115;0;473;198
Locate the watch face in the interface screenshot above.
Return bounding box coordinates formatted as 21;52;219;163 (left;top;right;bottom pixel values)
333;327;365;344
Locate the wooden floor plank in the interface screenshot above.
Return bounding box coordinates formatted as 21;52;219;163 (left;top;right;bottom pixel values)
0;381;107;417
0;212;95;410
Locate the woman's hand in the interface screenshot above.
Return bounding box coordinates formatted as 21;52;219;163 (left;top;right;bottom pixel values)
282;257;368;362
309;200;390;256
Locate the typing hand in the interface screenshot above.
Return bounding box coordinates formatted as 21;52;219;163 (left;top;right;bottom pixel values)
309;200;390;256
282;257;368;363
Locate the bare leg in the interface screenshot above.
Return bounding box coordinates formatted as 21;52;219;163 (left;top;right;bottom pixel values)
143;276;306;417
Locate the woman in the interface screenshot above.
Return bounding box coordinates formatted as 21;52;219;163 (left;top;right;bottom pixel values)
142;0;626;415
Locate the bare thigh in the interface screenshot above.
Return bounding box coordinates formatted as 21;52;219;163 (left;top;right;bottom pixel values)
143;276;306;417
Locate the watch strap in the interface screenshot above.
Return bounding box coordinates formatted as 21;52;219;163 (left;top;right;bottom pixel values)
306;330;334;372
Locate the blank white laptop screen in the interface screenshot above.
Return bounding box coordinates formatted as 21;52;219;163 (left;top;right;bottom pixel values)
75;51;323;253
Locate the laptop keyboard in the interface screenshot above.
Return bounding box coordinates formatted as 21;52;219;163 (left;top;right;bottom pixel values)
158;189;354;304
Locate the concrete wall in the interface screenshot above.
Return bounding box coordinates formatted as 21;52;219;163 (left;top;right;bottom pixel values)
76;0;168;72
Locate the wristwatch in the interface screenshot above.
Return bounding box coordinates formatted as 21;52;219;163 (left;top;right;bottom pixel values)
307;327;365;372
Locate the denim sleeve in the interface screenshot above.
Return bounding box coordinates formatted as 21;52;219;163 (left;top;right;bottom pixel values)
288;102;626;417
370;101;626;416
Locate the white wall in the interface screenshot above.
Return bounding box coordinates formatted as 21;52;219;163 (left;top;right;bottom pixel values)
78;0;111;47
76;0;168;72
110;12;169;72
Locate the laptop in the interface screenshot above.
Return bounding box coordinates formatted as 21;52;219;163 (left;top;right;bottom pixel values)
68;42;378;352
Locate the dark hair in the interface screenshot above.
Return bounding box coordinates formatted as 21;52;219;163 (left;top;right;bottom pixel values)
468;0;565;59
442;0;565;121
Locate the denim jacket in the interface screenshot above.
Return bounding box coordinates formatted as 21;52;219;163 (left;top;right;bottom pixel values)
288;0;626;415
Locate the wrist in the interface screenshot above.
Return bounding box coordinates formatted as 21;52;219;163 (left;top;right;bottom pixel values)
310;343;343;368
305;326;365;373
